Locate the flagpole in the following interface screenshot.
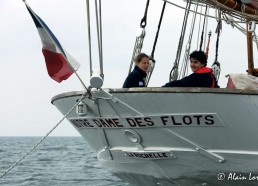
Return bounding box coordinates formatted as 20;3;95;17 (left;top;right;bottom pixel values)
74;71;88;90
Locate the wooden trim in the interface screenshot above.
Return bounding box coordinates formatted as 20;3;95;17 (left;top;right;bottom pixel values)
215;0;258;16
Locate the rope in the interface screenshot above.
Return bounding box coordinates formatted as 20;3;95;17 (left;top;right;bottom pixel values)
203;8;210;52
0;92;87;179
196;5;202;50
214;11;222;62
199;4;208;51
140;0;150;28
210;10;222;81
205;31;212;60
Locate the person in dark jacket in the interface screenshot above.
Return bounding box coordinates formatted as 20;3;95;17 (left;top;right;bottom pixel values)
163;50;219;88
123;53;150;88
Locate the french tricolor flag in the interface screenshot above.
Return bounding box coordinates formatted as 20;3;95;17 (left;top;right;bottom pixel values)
25;2;80;83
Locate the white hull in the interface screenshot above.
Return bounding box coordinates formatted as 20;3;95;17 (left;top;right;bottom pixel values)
52;88;258;185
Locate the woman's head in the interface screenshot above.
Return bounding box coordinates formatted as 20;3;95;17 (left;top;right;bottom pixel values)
189;50;207;72
134;53;150;72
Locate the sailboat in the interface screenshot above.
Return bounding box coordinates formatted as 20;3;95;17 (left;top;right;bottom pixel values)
25;0;258;185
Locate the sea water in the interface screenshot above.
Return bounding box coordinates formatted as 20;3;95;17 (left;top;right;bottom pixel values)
0;137;128;186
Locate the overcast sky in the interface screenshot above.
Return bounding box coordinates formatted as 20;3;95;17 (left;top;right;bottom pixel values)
1;0;255;136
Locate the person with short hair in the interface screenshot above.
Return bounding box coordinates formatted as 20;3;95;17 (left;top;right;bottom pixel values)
162;50;219;88
123;53;150;88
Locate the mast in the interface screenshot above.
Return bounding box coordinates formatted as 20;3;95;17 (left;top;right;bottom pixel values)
246;20;254;75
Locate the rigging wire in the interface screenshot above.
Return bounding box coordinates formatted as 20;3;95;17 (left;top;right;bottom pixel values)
164;0;258;23
170;1;191;81
85;0;104;79
196;4;209;52
179;2;199;79
0;93;87;179
145;1;167;85
222;13;258;41
95;0;104;78
86;0;93;76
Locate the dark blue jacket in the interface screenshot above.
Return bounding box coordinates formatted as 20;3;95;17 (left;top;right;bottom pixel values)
163;67;219;88
123;66;147;88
